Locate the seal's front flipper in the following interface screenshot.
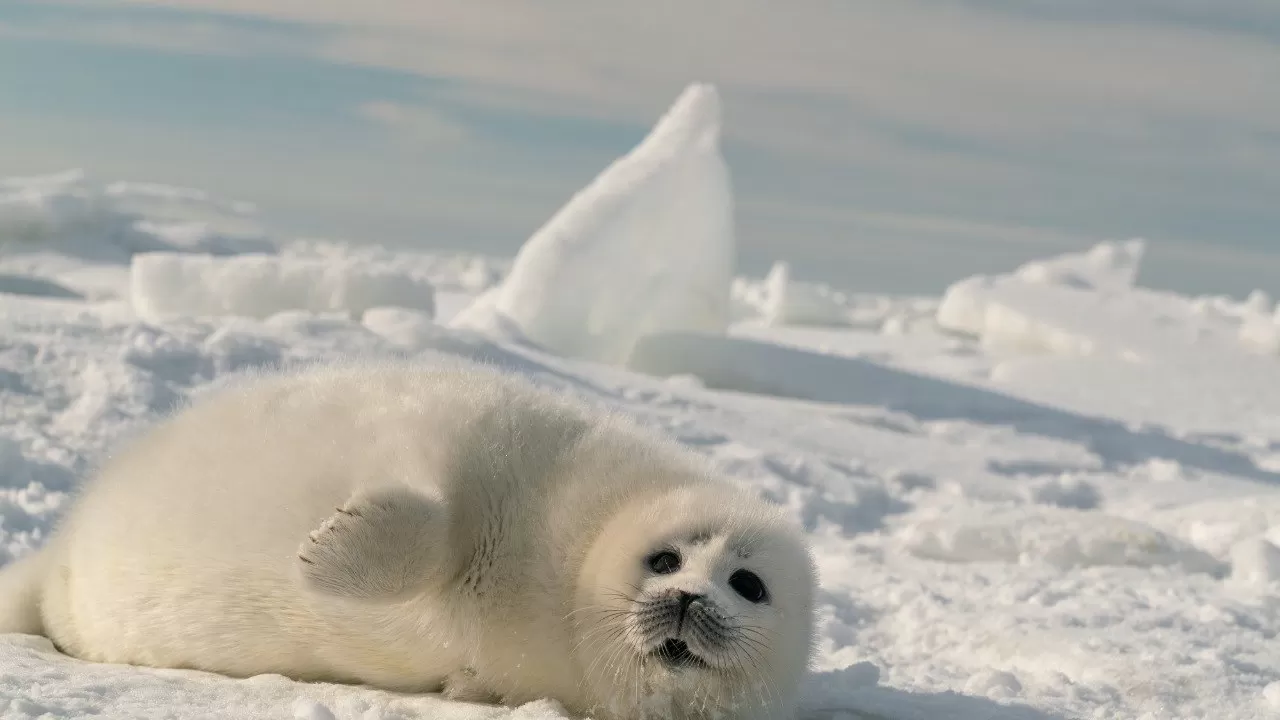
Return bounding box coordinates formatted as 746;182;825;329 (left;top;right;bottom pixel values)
297;486;449;602
442;667;502;704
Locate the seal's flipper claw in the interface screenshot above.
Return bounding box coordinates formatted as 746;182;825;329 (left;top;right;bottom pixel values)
297;486;448;601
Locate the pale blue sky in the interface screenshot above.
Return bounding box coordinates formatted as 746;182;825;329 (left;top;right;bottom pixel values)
3;0;1279;296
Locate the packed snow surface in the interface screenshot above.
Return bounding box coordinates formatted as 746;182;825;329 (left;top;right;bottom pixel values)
452;83;735;365
5;179;1280;720
6;95;1280;718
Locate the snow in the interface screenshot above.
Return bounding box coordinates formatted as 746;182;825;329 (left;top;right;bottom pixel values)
5;91;1280;720
130;252;436;322
451;83;735;366
900;506;1224;574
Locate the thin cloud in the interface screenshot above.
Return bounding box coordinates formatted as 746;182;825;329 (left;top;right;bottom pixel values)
2;7;305;58
40;1;1280;190
103;1;1280;139
355;101;471;147
17;0;1280;295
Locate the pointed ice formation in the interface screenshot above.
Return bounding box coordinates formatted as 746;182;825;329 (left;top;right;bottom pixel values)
759;261;851;327
450;83;735;366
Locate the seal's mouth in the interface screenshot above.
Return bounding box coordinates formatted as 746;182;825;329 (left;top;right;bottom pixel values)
652;638;708;669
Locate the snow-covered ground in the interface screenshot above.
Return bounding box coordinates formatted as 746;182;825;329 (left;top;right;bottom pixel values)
4;85;1280;720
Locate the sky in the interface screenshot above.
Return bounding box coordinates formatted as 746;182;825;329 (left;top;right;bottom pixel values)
2;0;1279;296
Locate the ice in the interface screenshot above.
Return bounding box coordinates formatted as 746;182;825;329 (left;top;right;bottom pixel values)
451;83;734;366
1012;238;1144;292
729;261;853;327
936;240;1151;356
1266;681;1280;710
1228;538;1280;587
1239;310;1280;355
937;238;1277;365
962;669;1024;701
936;241;1280;437
757;261;852;327
130;252;436;322
446;287;530;343
6;172;1280;719
361;307;442;349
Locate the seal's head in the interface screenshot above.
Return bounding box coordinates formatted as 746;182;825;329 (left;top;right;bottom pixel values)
574;484;817;719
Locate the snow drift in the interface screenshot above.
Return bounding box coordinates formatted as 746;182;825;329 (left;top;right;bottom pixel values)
451;83;735;366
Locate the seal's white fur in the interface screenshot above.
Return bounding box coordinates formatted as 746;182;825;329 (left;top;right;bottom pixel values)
0;363;817;719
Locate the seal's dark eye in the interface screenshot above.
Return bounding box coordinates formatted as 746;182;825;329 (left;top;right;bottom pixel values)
729;569;767;603
647;550;681;574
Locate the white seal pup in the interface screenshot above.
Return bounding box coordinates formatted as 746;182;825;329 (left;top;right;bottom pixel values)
0;363;817;720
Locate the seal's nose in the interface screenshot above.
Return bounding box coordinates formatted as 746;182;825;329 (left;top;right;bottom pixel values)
677;591;705;612
675;591;705;633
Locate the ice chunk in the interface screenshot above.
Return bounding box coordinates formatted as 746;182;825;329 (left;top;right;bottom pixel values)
963;669;1023;700
1228;537;1280;587
1013;239;1145;292
457;257;501;293
936;275;1100;357
1238;311;1280;355
1266;681;1280;710
446;288;530;343
937;240;1152;357
1244;288;1274;316
451;83;734;365
361;307;440;349
939;242;1280;434
759;261;851;327
130;253;435;322
935;238;1280;370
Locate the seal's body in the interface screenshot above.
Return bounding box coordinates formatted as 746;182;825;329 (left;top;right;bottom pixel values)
0;363;817;720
